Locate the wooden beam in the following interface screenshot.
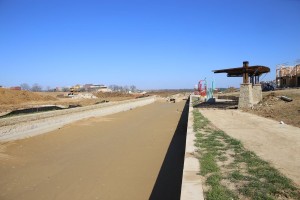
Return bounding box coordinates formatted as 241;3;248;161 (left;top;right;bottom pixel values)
243;61;249;84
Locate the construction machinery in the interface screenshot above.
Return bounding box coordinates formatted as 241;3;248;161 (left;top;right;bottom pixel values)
198;79;207;97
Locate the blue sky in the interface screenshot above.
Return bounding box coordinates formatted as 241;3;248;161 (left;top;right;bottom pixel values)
0;0;299;90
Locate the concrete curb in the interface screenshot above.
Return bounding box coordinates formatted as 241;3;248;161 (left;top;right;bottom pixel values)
181;95;204;200
0;97;156;142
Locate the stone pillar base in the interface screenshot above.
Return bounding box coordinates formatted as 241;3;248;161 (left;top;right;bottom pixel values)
238;83;253;109
252;84;262;104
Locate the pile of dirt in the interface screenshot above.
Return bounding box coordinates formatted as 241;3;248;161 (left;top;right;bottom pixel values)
0;88;57;105
94;92;134;98
245;90;300;128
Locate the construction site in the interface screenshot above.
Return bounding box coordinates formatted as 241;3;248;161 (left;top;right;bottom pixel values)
276;64;300;88
0;62;300;199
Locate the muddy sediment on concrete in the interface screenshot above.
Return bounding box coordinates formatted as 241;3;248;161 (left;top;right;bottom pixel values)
0;101;187;200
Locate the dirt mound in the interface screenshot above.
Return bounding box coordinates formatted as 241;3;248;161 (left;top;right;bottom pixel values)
0;88;57;105
246;90;300;128
261;91;276;101
94;92;134;98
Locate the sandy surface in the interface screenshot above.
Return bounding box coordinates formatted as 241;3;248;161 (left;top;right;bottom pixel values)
0;101;187;200
200;109;300;186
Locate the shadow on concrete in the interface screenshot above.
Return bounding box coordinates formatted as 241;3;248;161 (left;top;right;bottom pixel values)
149;100;188;200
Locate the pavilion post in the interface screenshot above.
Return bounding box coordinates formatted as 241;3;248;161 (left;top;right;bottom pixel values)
243;61;249;83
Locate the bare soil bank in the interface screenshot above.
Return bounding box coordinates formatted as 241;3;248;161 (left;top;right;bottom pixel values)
0;88;141;114
217;88;300;128
0;101;187;200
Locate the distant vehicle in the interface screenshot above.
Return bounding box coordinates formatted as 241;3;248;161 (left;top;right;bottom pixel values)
262;83;275;91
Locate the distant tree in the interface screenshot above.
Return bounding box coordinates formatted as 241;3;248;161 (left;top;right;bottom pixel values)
62;87;69;92
31;83;42;92
130;85;137;92
46;86;51;92
109;85;117;92
20;83;30;91
112;85;122;92
109;84;136;93
123;85;129;93
118;86;123;92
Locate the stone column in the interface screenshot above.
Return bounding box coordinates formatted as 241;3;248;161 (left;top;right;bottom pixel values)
238;83;253;109
252;84;262;104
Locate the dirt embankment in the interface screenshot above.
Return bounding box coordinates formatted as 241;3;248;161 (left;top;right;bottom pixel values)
0;89;191;114
0;89;58;113
245;89;300;128
0;88;57;105
217;88;300;128
0;89;141;114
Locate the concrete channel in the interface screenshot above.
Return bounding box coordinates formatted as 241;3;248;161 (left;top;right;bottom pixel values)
0;98;187;200
0;95;203;199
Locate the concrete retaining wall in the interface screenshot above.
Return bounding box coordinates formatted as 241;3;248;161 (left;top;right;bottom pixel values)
180;95;204;200
0;97;156;142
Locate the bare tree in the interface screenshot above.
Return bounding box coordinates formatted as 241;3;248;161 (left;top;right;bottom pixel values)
20;83;30;91
123;85;129;93
46;86;51;92
118;86;123;92
130;85;137;92
62;87;69;92
109;84;137;93
31;83;42;92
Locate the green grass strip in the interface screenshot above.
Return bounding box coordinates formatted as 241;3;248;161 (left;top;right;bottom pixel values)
193;108;300;200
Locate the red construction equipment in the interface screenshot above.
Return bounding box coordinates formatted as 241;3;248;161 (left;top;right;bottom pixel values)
198;80;207;97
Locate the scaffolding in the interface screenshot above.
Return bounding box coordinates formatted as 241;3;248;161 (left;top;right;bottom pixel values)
276;64;300;88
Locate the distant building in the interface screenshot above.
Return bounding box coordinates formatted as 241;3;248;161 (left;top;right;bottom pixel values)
55;87;63;92
97;85;112;93
276;64;300;88
10;86;21;90
84;84;111;92
70;84;82;93
83;84;93;91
